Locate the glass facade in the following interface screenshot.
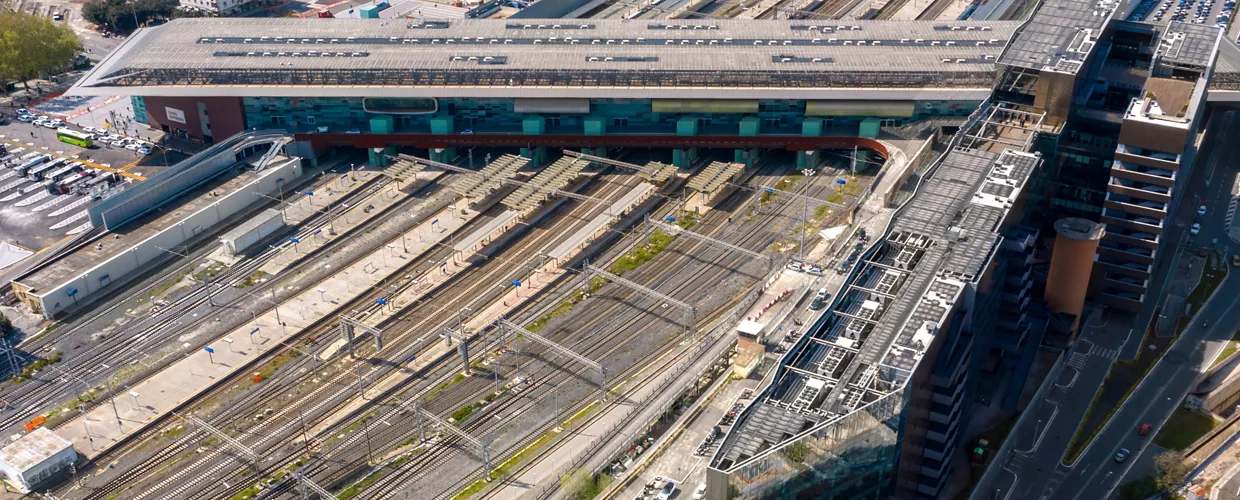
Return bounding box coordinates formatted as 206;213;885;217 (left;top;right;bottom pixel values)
710;388;906;500
241;97;979;136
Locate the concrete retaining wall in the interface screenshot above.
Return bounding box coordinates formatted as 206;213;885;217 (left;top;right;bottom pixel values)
36;159;302;317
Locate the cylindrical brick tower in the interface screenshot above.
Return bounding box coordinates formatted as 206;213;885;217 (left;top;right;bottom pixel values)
1045;218;1105;326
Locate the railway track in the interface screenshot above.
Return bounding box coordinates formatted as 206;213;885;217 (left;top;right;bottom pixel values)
74;152;856;500
292;158;846;500
0;166;393;434
73;170;650;500
916;0;954;20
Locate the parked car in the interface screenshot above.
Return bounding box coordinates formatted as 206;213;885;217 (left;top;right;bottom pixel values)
1191;223;1201;235
1198;204;1208;216
693;483;707;499
656;481;676;500
1232;254;1240;268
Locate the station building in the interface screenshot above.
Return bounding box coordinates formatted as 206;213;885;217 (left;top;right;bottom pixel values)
69;18;1021;168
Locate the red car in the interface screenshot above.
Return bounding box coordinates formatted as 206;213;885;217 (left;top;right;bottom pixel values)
1138;422;1152;436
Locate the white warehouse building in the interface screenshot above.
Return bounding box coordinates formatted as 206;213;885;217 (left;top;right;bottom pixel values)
0;428;76;493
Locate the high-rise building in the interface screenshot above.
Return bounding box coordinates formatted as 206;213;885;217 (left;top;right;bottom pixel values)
1096;22;1222;311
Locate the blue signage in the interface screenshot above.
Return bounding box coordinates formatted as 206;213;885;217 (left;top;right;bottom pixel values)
665;216;677;223
290;237;300;244
204;346;215;354
511;280;522;287
376;298;388;306
67;288;78;297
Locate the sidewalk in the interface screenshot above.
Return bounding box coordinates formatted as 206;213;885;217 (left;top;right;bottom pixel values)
55;203;474;459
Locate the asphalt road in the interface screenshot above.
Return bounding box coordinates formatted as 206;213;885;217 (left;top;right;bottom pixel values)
977;110;1240;500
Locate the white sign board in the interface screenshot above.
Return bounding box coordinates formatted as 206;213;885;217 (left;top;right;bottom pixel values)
165;107;187;124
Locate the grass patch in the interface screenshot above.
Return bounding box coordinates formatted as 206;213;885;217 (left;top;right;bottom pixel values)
528;289;586;333
1178;257;1228;334
608;230;674;276
253;345;304;384
452;402;598;500
238;270;268;288
193;261;226;282
1211;335;1240;370
337;466;384;500
451;401;484;424
142;270;191;303
425;373;467;400
12;352;62;383
1153;408;1217;451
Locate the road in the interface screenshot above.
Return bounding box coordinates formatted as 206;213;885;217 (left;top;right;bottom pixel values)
976;110;1240;499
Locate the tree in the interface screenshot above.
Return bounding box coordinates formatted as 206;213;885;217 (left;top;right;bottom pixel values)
81;0;178;33
0;11;82;91
560;468;592;499
1119;452;1194;499
1152;451;1191;492
0;313;13;335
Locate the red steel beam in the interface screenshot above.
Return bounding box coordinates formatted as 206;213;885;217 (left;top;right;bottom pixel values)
293;132;889;160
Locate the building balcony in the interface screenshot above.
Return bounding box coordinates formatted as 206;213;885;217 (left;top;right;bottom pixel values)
1115;143;1181;171
1108;178;1172;204
1095;255;1153;278
1104;193;1167;219
1104;230;1160;250
1111;160;1175;187
1097;242;1156;265
1101;208;1163;234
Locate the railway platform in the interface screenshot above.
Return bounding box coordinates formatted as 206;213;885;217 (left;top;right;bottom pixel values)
55;203;473;459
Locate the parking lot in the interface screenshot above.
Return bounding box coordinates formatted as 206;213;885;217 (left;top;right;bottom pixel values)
0;113;182;255
1129;0;1235;28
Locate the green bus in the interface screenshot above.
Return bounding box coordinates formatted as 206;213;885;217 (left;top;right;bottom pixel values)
56;128;93;148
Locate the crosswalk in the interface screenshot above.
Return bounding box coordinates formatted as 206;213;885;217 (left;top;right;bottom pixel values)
1068;340;1121;370
1087;342;1120;361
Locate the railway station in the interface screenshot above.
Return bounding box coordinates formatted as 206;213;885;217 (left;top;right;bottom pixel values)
69;18;1016;169
7;0;1240;492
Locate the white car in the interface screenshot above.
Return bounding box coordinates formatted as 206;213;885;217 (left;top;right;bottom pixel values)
16;114;32;122
1198;204;1208;216
110;139;127;148
42;120;59;129
82;126;97;134
656;481;676;500
139;146;153;155
693;483;707;499
125;143;141;151
1191;222;1201;235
